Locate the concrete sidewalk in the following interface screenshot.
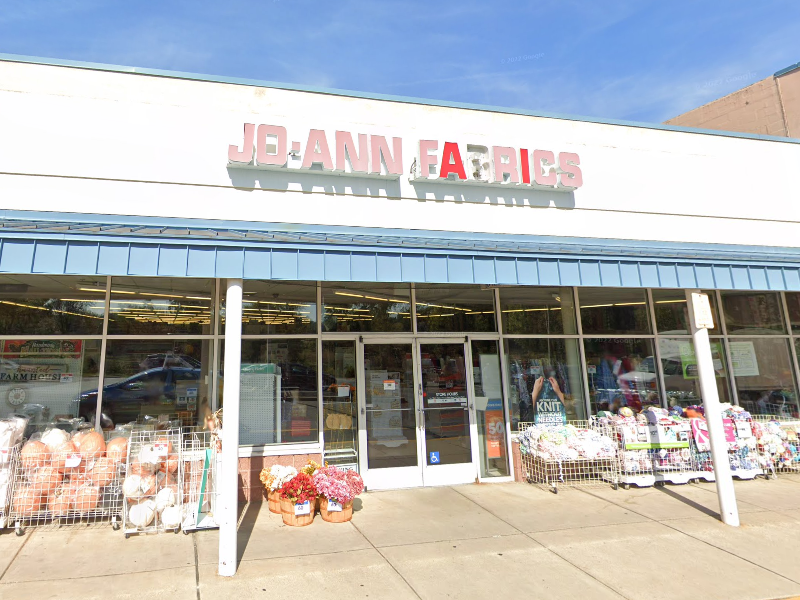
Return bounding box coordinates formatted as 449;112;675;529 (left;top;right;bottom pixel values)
3;478;800;600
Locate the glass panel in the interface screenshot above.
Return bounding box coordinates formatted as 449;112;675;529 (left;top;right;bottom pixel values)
0;275;105;335
500;286;577;335
733;338;798;418
222;339;320;444
235;281;317;335
471;340;509;477
107;277;214;335
584;338;660;415
322;283;411;333
415;285;496;332
99;339;209;429
783;293;800;333
721;291;786;335
364;344;417;469
1;339;101;436
659;338;731;407
322;340;358;468
653;289;720;334
505;338;586;428
419;343;472;466
579;288;651;335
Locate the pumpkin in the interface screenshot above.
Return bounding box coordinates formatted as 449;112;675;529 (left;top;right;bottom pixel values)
48;489;73;515
88;458;115;488
160;454;179;474
20;441;50;470
128;460;156;476
128;500;156;528
155;487;176;513
13;486;41;514
74;485;100;511
32;466;63;495
51;440;79;472
77;431;106;461
140;474;157;497
41;428;71;452
122;475;144;499
160;505;182;529
106;437;128;464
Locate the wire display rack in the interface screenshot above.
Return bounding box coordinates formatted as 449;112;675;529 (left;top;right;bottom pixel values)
181;429;219;534
600;421;656;489
322;392;358;470
8;432;126;536
0;444;20;529
122;428;182;538
751;415;800;477
518;421;619;494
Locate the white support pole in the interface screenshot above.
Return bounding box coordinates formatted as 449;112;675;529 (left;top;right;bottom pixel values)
686;290;740;527
219;278;243;576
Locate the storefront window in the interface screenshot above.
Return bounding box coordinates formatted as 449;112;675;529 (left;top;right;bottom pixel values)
322;340;357;467
415;285;496;332
653;289;720;334
584;338;659;414
322;283;411;333
732;338;798;417
0;275;105;335
658;338;730;407
99;339;209;429
471;340;509;477
578;288;651;335
500;287;577;335
227;339;319;445
1;339;101;436
234;281;317;335
783;293;800;333
721;291;786;335
505;338;585;427
107;277;214;335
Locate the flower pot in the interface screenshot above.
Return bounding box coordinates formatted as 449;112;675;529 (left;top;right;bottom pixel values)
267;489;281;514
319;497;353;523
280;497;316;527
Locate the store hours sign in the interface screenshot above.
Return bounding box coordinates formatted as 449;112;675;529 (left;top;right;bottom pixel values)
228;124;583;192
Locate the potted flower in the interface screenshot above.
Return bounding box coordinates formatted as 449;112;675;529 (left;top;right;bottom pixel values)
278;472;317;527
259;465;298;514
312;466;364;523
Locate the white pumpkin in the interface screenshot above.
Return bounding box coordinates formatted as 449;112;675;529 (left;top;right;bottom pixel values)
155;487;175;513
122;475;143;499
160;505;182;529
41;428;71;452
128;500;156;528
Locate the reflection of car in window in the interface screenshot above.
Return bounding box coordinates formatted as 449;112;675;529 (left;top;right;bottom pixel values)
139;354;201;371
77;367;200;428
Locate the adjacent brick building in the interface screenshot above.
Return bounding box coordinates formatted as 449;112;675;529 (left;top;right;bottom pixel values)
666;62;800;137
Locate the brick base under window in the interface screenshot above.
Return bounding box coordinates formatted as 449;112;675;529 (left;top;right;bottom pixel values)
512;440;525;483
238;453;323;502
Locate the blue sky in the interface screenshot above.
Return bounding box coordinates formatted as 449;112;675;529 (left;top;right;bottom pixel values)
1;0;798;123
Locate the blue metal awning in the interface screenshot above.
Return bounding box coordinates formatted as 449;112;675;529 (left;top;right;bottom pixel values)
1;214;799;291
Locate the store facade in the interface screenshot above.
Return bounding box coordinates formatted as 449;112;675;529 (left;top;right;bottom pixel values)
1;55;800;496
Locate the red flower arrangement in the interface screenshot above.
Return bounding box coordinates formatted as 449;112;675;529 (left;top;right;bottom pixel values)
279;472;317;504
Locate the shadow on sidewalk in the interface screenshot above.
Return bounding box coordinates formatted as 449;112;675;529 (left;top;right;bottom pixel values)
237;501;262;562
655;485;720;519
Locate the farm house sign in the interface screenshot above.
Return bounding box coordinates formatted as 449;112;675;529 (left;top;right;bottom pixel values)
228;124;583;192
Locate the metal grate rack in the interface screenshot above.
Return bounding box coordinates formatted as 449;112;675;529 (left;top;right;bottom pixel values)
181;429;219;534
0;444;20;529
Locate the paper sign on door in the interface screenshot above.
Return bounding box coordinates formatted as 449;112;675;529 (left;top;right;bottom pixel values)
383;380;396;391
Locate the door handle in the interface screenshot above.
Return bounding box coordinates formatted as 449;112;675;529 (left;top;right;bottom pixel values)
360;407;365;415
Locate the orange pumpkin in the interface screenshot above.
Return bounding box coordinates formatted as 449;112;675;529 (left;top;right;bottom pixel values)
78;431;106;461
74;485;100;511
20;441;50;470
106;437;129;464
88;458;116;488
13;486;42;514
32;466;63;495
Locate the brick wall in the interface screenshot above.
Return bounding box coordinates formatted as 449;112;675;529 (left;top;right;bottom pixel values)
238;453;323;501
666;76;788;136
512;440;525;483
777;68;800;138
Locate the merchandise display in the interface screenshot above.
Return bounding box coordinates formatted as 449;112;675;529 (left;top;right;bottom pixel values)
518;422;619;493
278;472;317;527
260;464;298;514
312;464;364;523
752;415;800;475
7;426;127;535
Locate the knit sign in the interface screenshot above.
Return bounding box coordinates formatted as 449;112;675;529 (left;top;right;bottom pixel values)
534;399;566;426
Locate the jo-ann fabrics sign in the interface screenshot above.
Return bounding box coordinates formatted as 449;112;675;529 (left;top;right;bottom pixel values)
228;124;583;192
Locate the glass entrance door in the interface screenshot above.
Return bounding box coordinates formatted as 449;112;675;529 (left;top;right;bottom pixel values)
359;339;477;490
418;342;476;486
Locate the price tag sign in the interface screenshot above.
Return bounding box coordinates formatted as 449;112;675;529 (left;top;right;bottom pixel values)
294;500;311;516
327;500;343;512
692;293;714;329
154;442;169;458
383;380;396;391
65;454;81;468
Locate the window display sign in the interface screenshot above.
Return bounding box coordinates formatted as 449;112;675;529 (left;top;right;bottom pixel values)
678;341;725;379
729;341;759;376
428;391;467;405
484;398;505;458
534;398;567;426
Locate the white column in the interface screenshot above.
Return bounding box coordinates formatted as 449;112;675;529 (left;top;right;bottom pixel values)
686;290;739;526
219;278;243;576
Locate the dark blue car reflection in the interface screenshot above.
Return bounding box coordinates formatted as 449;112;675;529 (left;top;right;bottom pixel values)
78;367;201;427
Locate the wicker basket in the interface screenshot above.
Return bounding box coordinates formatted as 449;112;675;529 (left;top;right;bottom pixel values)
280;497;315;527
319;497;353;523
267;489;281;514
